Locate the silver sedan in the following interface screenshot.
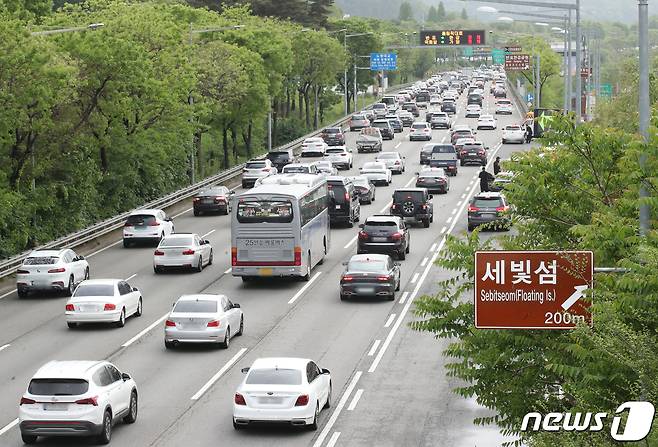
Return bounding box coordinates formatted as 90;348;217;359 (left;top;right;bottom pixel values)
153;233;213;273
164;294;243;349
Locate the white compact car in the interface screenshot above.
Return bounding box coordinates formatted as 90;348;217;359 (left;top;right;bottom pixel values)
153;233;213;273
312;160;338;176
495;99;513;115
477;114;497;130
323;146;353;170
233;357;331;430
465;104;482;118
16;249;89;297
409;122;432;141
164;294;243;349
359;162;392;186
300;137;327;158
19;360;138;445
375;151;406;174
65;279;142;328
502;125;526;144
242;159;277;188
122;209;174;248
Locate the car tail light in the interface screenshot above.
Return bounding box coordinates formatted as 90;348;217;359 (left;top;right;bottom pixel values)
421;204;428;210
395;160;400;164
154;250;165;256
182;249;195;255
294;246;302;266
193;197;200;202
358;231;369;240
377;275;390;281
20;397;36;405
231;247;238;266
235;393;246;405
47;267;65;273
478;150;485;156
124;222;133;227
391;204;398;210
391;232;402;240
460;151;467;156
341;153;347;156
342;275;353;282
65;304;74;311
75;396;98;406
344;192;350;201
295;394;310;406
104;303;116;311
496;206;510;212
262;168;269;172
17;269;29;274
468;205;480;212
148;221;160;226
165;320;176;327
207;320;220;327
214;196;226;203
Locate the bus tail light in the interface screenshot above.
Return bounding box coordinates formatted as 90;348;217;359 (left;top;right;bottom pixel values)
294;246;302;266
231;247;237;266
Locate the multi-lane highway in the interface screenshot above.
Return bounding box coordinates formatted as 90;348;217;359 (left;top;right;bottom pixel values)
0;85;528;447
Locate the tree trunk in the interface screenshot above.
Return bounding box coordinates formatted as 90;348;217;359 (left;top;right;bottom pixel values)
100;146;109;174
242;120;253;157
194;130;203;178
222;126;229;169
298;91;303;120
313;85;320;128
231;126;239;164
304;91;311;128
285;87;291;117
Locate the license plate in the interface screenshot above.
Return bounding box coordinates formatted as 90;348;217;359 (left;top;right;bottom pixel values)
335;205;341;209
203;199;213;204
80;304;99;312
259;268;273;276
481;213;495;217
43;403;67;411
357;287;375;294
259;397;283;404
372;237;388;242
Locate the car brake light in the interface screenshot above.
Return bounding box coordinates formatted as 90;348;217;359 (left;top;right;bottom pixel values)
468;205;480;212
154;250;165;256
358;231;368;240
193;197;201;202
294;246;302;266
395;160;400;164
478;150;485;156
215;196;226;203
295;394;310;406
391;232;402;240
344;192;350;201
75;396;98;406
48;267;65;273
460;151;467;156
65;304;74;311
231;247;237;266
235;393;246;405
342;275;353;282
165;320;176;327
148;221;160;226
207;320;220;327
496;206;510;212
182;249;195;255
17;269;29;274
377;275;390;281
262;168;269;172
20;397;36;405
104;303;116;311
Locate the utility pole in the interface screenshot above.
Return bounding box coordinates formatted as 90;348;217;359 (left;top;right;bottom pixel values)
639;0;650;235
575;0;582;123
567;10;572;113
344;32;349;115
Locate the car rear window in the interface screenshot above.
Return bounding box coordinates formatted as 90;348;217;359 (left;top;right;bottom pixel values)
352;115;366;120
393;191;424;202
506;126;521;130
361;162;385;170
28;379;89;396
126;214;156;226
372;121;389;128
266;152;290;161
412;123;428;129
237;201;293;223
328;184;348;203
365;220;397;227
431;145;456;153
283;166;309;173
73;284;115;297
348;259;387;273
326;148;345;154
24;256;59;265
173;300;217;313
159;236;194;247
324;128;341;134
377;153;398;159
246;368;302;385
246;161;266;169
473;198;503;208
197;188;227;197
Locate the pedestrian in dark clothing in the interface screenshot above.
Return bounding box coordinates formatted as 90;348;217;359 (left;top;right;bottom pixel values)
493;156;501;175
479;166;494;192
525;122;533;143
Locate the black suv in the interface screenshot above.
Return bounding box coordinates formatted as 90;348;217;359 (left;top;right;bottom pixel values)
327;177;361;227
390;188;434;228
402;102;420;117
441;100;456;115
357;215;410;260
467;192;511;231
459;144;488;166
265;149;295;171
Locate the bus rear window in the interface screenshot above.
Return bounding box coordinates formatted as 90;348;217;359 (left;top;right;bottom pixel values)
237;201;293;223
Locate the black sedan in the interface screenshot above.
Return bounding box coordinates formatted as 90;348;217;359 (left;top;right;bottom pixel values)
351;176;376;204
339;254;400;301
193;186;234;215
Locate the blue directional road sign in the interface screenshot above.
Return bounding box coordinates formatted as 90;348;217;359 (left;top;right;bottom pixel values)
526;93;534;103
370;53;398;70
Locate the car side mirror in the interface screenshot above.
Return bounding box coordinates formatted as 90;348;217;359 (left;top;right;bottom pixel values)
132;287;138;292
121;373;131;382
233;303;241;309
321;368;330;375
165;217;172;222
204;240;210;245
358;223;364;228
230;191;235;195
241;367;250;374
429;195;434;199
341;261;348;266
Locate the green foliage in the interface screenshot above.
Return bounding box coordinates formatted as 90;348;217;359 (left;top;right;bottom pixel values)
460;7;467;20
398;1;412;22
437;1;445;20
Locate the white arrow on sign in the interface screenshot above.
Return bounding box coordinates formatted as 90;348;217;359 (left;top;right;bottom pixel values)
561;285;588;311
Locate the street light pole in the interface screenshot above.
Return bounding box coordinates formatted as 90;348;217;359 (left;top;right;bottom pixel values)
575;0;582;123
567;9;573;112
639;0;650;235
344;32;349;115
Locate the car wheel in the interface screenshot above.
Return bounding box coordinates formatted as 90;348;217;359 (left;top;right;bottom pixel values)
123;239;131;248
196;256;203;273
468;224;475;232
308;403;320;431
347;216;354;228
387;291;395;301
98;410;112;444
165;340;175;349
194;209;200;216
340;293;347;301
116;308;126;328
17;289;28;298
324;384;332;409
396;277;401;291
154;266;161;274
398;249;406;261
241;276;253;283
67;322;77;329
123;391;138;424
233;420;244;430
220;327;230;349
21;434;37;445
406;242;410;254
423;219;430;228
371;193;375;202
208;250;213;266
430;214;434;223
460;159;465;166
84;267;90;280
135;298;143;317
236;316;244;336
66;276;75;296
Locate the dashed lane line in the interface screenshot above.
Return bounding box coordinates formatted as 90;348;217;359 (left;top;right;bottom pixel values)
367;340;381;356
191;348;247;401
288;272;322;305
312;371;362;447
347;389;364;411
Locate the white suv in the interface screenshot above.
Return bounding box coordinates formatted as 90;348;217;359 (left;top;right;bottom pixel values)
16;249;90;297
122;209;174;247
19;360;138;445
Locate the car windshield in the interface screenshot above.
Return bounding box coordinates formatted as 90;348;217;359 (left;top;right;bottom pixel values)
24;256;59;265
347;259;387;273
246;368;302;385
377;153;398;159
28;379;89;396
473;198;503;208
73;284;115;297
126;214;156;226
394;191;424;202
245;161;266;169
159;236;193;247
237;201;293;223
173;300;218;313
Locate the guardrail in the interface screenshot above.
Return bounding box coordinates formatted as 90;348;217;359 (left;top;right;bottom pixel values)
0;82;415;280
507;79;529;115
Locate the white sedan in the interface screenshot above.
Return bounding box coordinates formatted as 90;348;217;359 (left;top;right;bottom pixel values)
164;294;243;349
16;248;90;297
477;114;497;130
300;137;327;158
233;357;331;430
359;162;392;186
153;233;213;273
465;104;482;118
502;125;526;144
323;146;353;170
375;151;406;174
65;279;142;329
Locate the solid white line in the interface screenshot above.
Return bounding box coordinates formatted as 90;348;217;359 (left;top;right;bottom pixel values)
0;290;14;300
121;313;168;347
404;177;415;187
447;217;452;224
368;142;505;374
0;419;18;436
421;257;428;267
384;314;396;328
172;207;193;219
430;243;437;251
87;239;122;258
343;235;358;249
399;291;409;304
224;267;232;274
312;371;362;447
411;273;419;284
327;432;341;447
0;344;10;353
124;273;137;282
395;142;401;149
379;201;392;214
288;272;322;304
451;208;457;215
191;348;247;400
440;226;447;234
367;339;381;356
347;389;364;411
201;229;216;238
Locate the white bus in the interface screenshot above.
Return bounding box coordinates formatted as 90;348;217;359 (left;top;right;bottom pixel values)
231;174;330;282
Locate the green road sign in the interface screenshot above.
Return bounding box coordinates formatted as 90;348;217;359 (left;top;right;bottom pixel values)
463;47;474;57
492;48;505;64
600;83;612;98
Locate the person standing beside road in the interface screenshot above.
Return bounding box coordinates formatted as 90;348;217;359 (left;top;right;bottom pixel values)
493;156;501;175
525;121;533;143
479;166;495;192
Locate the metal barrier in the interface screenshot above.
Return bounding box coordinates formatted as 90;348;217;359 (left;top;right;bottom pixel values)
0;83;414;279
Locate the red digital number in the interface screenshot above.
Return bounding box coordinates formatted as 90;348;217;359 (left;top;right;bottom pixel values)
476;34;481;45
467;35;473;45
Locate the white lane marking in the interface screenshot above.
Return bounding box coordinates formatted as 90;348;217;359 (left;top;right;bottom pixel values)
404;177;415;187
384;314;396;328
224;267;232;274
368;141;505;374
430;243;437;251
399;291;409;304
461;193;466;199
0;290;15;300
288;272;322;304
457;201;463;207
343;235;358;249
0;344;10;352
201;229;216;238
395;142;401;149
411;273;419;284
172;207;193;219
0;419;18;436
312;371;362;447
379;201;392;213
347;389;364;411
447;217;452;224
191;348;247;400
124;273;137;282
421;257;428;267
440;135;447;143
440;226;447;234
87;239;122;258
121;313;168;347
451;208;457;215
327;432;341;447
367;339;381;356
469;180;475;185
